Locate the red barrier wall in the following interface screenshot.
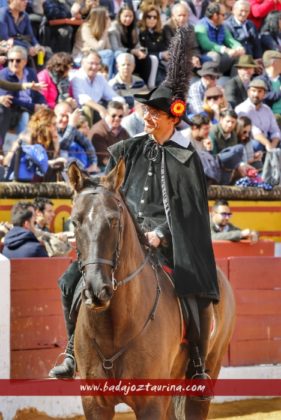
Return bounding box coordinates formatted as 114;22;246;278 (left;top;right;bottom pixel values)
228;257;281;366
10;257;71;379
9;255;281;378
212;240;274;258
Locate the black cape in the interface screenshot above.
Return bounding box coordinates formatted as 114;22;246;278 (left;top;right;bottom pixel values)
107;134;219;302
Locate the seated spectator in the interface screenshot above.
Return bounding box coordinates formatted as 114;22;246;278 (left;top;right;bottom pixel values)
181;112;246;185
138;5;170;85
0;0;44;58
210;198;259;242
257;50;281;127
89;100;129;168
180;112;210;153
42;0;74;53
121;100;145;136
4;108;67;181
235;79;281;151
195;2;245;74
224;0;262;59
54;101;99;173
203;86;228;123
2;201;48;258
187;61;221;114
236;115;263;169
224;54;258;109
210;109;239;154
248;0;281;31
186;0;209;26
38;52;74;109
0;46;46;145
34;197;55;233
108;5;152;84
260;11;281;53
70;49;122;125
163;2;201;69
72;7;115;78
221;0;236;19
108;52;146;109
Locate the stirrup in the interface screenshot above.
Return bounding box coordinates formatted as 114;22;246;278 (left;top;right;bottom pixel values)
190;371;214;401
49;351;76;379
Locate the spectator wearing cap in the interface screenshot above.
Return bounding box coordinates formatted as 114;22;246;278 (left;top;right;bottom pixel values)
195;2;245;74
224;0;262;59
203;86;228;123
256;51;281;126
224;55;258;109
235;79;281;152
187;62;221;114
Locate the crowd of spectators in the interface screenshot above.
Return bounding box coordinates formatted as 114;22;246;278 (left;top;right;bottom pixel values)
0;0;280;187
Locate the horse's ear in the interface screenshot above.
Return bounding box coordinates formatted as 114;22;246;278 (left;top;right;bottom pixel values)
102;158;125;192
68;161;88;192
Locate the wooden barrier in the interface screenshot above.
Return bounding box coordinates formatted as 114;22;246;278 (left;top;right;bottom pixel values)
8;255;281;378
212;240;275;258
228;256;281;366
10;257;72;379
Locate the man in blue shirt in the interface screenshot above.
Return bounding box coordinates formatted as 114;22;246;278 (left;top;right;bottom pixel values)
0;0;43;55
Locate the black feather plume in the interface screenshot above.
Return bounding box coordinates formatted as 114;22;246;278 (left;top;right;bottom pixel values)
162;26;193;102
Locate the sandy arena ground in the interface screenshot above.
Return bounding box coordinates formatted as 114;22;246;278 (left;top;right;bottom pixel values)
7;398;281;420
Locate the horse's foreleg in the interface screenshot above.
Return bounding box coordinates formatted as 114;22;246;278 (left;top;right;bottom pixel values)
81;397;115;420
185;398;210;420
134;397;173;420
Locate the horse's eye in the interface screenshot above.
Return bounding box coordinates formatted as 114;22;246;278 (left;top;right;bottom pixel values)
71;219;78;228
109;218;119;228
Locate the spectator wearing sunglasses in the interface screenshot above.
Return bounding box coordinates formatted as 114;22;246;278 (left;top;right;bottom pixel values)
89;100;129;169
210;199;259;242
0;45;46;147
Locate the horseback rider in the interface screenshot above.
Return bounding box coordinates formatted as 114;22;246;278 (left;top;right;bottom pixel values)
49;27;219;383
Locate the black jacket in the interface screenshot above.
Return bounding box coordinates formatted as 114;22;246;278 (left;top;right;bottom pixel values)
2;226;48;259
107;134;219;301
224;75;248;109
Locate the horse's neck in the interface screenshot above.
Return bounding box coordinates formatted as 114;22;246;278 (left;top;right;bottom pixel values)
89;212;155;344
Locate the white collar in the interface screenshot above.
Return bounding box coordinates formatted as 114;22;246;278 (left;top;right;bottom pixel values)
170;130;190;148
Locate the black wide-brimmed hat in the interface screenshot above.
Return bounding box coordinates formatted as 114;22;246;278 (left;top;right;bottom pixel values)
134;27;193;121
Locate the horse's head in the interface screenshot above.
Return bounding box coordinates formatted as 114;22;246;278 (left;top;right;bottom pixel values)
68;160;126;312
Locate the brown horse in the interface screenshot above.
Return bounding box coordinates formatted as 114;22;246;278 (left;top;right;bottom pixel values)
68;160;235;420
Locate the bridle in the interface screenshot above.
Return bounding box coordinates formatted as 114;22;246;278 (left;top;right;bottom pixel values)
76;186;150;290
74;185;161;375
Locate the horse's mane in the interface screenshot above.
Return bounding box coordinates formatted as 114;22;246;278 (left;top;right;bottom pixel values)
85;175;149;249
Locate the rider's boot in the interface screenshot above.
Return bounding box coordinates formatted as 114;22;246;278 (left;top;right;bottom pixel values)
49;292;77;379
49;333;76;379
187;300;214;400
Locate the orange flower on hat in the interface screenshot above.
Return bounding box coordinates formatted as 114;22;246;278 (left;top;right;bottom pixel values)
170;99;186;117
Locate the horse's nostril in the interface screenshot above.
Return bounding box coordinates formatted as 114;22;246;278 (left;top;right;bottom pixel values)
98;285;113;302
